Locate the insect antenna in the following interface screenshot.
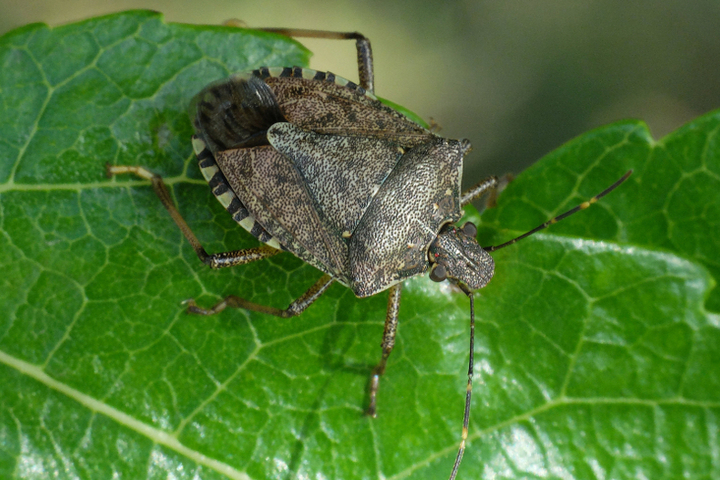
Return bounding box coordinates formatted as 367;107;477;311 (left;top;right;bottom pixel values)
449;289;475;480
448;170;631;479
484;170;632;252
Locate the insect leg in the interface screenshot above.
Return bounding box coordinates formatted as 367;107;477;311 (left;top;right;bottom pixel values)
255;28;374;94
184;274;335;316
460;175;499;207
367;283;402;417
106;164;281;268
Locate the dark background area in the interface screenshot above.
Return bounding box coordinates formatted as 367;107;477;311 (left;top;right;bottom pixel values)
3;0;719;187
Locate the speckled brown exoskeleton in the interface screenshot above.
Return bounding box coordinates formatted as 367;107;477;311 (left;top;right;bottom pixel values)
108;28;631;480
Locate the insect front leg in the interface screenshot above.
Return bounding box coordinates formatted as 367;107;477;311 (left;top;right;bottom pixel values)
461;174;516;209
460;175;499;207
367;283;402;417
107;164;282;268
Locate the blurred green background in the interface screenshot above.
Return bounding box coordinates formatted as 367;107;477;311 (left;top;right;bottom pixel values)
3;0;719;186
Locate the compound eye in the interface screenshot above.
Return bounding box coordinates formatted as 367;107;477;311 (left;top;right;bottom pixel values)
429;264;447;282
462;222;477;238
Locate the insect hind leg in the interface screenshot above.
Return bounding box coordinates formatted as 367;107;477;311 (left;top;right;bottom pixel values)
106;164;281;269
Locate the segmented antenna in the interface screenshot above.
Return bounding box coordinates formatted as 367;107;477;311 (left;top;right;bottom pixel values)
448;170;631;480
448;291;474;480
484;170;632;252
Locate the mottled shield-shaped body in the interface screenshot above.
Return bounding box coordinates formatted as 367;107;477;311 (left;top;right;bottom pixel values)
190;67;471;296
349;138;469;297
192;67;431;152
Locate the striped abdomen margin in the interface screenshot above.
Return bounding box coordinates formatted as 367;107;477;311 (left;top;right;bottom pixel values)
250;66;377;98
192;135;283;250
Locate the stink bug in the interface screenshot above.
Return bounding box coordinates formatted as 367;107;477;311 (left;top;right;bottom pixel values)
107;28;631;480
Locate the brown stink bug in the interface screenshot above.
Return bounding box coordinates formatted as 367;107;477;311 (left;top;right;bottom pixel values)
108;28;631;480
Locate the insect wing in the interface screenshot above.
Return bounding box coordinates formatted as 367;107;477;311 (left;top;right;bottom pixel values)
267;122;404;238
215;145;349;283
349;138;468;297
191;75;286;153
264;74;433;147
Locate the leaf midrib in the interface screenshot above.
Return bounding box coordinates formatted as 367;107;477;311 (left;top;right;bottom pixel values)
0;349;253;480
4;345;715;480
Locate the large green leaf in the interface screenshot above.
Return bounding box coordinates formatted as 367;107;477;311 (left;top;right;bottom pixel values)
1;10;718;480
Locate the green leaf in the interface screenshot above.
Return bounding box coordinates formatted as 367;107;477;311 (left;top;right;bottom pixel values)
1;10;718;480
